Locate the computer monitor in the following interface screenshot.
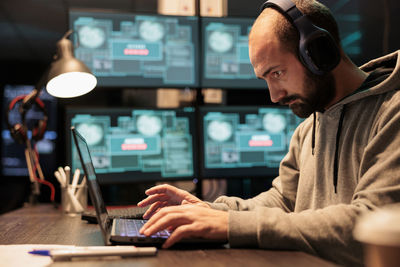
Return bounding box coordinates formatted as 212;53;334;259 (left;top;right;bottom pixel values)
199;106;304;178
69;10;200;88
200;17;265;89
1;85;58;177
321;0;362;62
65;107;198;183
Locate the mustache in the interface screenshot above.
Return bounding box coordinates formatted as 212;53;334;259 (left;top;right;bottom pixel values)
279;95;301;105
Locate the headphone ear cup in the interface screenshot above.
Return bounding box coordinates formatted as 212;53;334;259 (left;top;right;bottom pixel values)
303;34;340;74
32;119;47;141
10;123;28;144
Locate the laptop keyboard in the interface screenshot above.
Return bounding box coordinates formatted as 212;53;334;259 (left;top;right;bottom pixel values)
115;218;170;238
107;206;148;218
82;206;149;224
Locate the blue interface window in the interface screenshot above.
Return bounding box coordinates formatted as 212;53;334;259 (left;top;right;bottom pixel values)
69;10;199;88
200;106;303;178
66;107;197;183
201;17;266;89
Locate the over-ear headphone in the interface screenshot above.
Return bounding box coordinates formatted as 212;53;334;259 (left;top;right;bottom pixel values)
6;95;48;144
260;0;340;75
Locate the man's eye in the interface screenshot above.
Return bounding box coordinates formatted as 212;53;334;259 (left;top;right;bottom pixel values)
272;71;282;78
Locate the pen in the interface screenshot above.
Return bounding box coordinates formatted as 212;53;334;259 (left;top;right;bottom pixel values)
71;168;80;191
54;170;65;187
28;246;157;261
58;167;67;184
64;166;71;184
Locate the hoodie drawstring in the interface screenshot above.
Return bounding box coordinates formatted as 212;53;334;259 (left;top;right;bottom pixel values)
333;105;347;194
312;112;316;155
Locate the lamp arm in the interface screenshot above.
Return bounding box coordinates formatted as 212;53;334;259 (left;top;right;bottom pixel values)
21;89;40;112
21;62;51;111
62;29;73;40
21;29;73;111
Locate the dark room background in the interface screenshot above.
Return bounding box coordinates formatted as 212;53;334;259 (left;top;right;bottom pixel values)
1;0;399;213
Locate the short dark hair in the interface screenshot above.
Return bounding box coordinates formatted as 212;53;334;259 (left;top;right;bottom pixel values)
272;0;341;57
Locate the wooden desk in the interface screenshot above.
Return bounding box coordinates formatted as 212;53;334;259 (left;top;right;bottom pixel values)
0;205;339;267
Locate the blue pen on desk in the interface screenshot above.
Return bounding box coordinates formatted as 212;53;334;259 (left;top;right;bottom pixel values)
29;250;52;256
28;246;157;261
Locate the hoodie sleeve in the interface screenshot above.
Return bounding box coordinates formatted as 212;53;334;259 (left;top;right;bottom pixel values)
209;116;307;212
208;118;309;212
208;176;297;212
209;92;400;266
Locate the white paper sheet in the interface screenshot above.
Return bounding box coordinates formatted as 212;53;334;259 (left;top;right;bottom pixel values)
0;244;75;267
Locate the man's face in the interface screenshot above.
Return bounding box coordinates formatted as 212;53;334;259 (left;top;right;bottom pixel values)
289;68;336;118
249;31;336;118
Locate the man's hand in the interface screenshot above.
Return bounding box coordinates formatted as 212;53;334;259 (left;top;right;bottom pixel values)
139;204;228;248
137;184;209;219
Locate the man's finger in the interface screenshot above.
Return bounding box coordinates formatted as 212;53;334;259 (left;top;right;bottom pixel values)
162;224;196;248
140;207;166;233
142;201;164;219
141;211;177;235
141;209;188;236
138;193;169;207
145;184;174;195
143;200;174;219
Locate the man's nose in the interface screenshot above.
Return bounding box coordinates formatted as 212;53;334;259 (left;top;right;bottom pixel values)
268;85;287;103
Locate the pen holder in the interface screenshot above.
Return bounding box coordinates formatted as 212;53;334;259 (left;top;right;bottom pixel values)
61;184;87;215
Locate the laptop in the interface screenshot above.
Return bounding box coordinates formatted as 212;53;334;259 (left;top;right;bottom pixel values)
71;126;226;247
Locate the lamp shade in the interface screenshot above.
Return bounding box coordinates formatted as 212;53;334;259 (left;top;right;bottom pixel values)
45;34;97;98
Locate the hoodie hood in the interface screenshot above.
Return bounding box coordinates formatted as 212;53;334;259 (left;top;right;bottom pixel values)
331;50;400;108
314;50;400;193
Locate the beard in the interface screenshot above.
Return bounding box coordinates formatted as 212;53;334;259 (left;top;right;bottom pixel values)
280;70;336;118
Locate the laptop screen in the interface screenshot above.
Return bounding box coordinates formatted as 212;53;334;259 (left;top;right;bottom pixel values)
71;126;111;244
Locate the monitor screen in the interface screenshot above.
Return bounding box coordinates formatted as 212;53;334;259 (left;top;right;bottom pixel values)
66;107;198;183
199;106;304;178
1;85;58;177
200;17;265;89
69;10;199;88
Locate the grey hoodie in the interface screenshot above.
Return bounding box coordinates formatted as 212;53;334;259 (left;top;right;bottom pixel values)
209;50;400;266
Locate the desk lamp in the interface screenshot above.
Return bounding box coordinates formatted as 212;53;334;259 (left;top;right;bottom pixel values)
7;30;97;204
23;30;97;105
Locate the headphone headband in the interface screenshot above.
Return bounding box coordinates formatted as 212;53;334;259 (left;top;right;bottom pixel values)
261;0;302;23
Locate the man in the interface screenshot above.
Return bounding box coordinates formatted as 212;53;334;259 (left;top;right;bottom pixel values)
138;0;400;266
